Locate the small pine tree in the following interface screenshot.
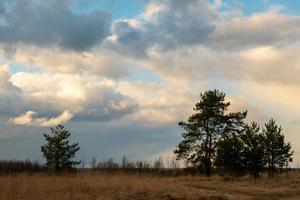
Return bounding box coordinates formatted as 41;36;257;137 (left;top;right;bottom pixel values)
263;119;293;178
41;124;81;172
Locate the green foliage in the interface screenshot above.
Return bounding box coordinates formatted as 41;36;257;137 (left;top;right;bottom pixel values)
215;133;244;176
174;89;247;176
241;122;265;178
215;120;293;178
263;119;293;177
174;89;294;178
41;124;81;172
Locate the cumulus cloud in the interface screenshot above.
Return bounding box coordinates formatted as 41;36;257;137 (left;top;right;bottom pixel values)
0;0;112;51
8;110;74;127
9;46;134;78
106;0;217;56
208;12;300;50
3;0;299;85
144;0;216;46
118;81;199;124
0;68;138;126
105;1;300;58
141;44;300;85
102;0;300;88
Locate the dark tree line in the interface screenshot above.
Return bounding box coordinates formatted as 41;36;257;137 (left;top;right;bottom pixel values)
0;159;45;173
87;156;185;176
90;156;167;171
175;90;293;178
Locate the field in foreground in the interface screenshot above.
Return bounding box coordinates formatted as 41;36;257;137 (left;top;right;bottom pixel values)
0;172;300;200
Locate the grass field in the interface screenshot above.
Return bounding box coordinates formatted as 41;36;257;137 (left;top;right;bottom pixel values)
0;172;300;200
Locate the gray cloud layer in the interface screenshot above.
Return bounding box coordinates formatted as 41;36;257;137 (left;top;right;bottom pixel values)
0;0;112;51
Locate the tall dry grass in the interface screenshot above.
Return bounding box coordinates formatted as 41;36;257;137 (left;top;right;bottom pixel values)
0;171;299;200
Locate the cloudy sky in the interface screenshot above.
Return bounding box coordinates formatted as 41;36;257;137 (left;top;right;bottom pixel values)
0;0;300;166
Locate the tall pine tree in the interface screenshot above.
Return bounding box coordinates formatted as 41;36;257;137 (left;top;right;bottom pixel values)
174;90;247;176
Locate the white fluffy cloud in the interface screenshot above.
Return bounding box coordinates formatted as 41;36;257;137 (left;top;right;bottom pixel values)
2;46;134;78
0;67;138;126
8;110;74;127
208;12;300;50
118;81;199;124
142;44;300;85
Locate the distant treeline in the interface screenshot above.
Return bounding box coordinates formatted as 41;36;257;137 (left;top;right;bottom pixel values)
0;156;295;176
88;156;174;170
83;156;183;175
0;160;46;173
0;157;180;175
84;156;295;177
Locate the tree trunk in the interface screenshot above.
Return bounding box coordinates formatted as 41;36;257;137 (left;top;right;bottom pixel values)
271;163;274;178
253;170;259;179
206;160;211;177
206;132;212;177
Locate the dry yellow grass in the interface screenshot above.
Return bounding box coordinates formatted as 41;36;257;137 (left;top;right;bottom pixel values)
0;172;299;200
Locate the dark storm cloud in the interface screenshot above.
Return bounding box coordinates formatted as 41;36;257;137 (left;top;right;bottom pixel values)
0;0;112;51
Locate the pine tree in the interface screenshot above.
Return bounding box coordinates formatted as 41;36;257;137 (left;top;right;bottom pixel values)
174;89;247;176
41;124;81;172
263;119;293;178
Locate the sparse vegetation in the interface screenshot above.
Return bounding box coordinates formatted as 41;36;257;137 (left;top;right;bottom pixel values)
0;172;300;200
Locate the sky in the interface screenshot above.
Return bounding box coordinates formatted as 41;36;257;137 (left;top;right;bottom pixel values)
0;0;300;166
